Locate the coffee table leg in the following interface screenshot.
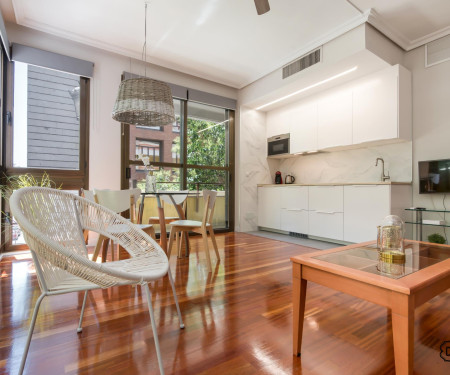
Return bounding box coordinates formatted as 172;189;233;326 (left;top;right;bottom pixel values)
391;294;414;375
293;263;307;356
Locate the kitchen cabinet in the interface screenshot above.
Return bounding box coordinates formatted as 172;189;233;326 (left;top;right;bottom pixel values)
264;64;411;154
257;186;281;229
343;185;390;243
257;184;411;243
317;90;352;150
308;186;344;240
343;184;412;243
352;65;411;145
280;186;309;233
266;109;290;139
289;102;318;154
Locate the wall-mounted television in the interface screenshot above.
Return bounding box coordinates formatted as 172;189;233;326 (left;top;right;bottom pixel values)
419;159;450;194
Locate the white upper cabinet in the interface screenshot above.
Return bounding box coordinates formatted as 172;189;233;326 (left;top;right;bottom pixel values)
317;89;353;150
266;109;290;139
289;102;318;154
352;65;411;145
264;64;411;154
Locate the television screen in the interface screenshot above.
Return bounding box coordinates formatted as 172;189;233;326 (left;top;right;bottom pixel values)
419;159;450;194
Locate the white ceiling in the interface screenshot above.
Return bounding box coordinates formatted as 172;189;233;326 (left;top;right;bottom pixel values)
1;0;450;89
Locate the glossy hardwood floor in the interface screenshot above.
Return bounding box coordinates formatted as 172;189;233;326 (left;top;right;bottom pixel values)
0;233;449;374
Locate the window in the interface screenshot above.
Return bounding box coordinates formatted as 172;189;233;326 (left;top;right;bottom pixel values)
124;95;235;231
135;139;161;169
3;56;90;251
13;63;82;170
137;125;162;131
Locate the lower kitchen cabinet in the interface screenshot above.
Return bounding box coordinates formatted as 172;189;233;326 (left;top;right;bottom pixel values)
343;185;389;243
343;184;411;243
280;186;309;233
309;211;344;240
257;184;411;243
257;186;281;229
280;209;308;233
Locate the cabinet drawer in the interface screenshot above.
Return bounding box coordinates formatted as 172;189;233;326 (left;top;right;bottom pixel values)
309;186;343;212
309;211;343;240
280;186;308;209
280;208;308;234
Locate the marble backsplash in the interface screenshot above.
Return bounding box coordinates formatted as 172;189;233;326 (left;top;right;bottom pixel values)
274;142;412;185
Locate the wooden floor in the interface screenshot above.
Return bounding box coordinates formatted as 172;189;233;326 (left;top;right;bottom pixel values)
0;232;449;374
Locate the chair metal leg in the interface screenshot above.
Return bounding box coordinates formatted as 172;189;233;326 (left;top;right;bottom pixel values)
19;293;46;375
142;284;165;375
77;291;89;333
167;267;184;329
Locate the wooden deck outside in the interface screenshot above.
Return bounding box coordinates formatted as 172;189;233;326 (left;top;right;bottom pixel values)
0;232;449;374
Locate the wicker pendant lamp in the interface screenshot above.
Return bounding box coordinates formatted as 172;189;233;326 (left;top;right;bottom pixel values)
112;2;175;127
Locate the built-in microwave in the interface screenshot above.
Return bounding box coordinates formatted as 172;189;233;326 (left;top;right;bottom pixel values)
268;133;290;156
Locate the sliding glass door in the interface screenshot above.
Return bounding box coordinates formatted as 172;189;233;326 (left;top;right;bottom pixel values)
122;98;234;231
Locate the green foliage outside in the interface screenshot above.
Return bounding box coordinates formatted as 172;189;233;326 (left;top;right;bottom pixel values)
139;116;227;192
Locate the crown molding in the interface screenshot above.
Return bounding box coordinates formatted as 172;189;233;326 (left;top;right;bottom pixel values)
367;8;450;51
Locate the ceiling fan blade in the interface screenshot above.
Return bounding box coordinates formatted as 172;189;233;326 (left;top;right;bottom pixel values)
254;0;270;15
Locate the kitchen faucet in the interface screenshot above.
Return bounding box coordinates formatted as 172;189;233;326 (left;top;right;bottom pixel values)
375;157;390;182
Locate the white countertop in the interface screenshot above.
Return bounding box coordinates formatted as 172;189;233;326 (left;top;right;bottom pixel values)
257;181;412;187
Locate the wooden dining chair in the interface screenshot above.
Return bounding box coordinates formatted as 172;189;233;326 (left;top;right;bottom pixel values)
147;190;189;226
82;188;156;262
167;190;220;272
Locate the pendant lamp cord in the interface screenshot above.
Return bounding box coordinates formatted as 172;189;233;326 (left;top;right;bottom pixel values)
142;1;148;77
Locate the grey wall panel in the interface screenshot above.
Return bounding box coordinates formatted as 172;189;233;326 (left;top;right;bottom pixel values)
26;65;80;169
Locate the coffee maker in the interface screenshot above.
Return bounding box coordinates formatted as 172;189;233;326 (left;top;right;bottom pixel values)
275;171;282;184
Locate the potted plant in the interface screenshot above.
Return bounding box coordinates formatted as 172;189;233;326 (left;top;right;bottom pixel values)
427;233;446;244
1;172;61;247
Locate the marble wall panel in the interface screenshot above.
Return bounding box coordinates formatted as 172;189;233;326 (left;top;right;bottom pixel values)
277;142;412;184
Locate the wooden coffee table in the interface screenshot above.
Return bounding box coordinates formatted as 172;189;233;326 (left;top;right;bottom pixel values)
291;240;450;375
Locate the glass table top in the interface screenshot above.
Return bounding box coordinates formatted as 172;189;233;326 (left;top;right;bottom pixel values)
313;242;450;279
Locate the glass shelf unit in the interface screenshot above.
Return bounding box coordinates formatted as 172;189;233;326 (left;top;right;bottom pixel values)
404;208;449;241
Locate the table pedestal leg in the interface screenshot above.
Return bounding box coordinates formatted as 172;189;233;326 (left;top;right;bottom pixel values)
391;293;414;375
293;263;307;356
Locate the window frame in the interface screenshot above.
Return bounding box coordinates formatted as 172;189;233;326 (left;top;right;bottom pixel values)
122;98;235;232
4;61;90;190
1;60;90;252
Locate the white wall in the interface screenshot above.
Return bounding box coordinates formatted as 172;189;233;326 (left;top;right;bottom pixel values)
6;23;238;190
403;46;450;241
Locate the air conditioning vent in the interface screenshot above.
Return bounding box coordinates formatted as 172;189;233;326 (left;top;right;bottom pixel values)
283;48;321;79
426;34;450;68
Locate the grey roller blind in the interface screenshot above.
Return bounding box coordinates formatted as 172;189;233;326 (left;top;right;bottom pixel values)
188;88;236;110
12;43;94;77
123;71;188;100
0;7;10;60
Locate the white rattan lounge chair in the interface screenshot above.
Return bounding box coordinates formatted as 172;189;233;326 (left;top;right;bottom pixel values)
10;187;184;375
